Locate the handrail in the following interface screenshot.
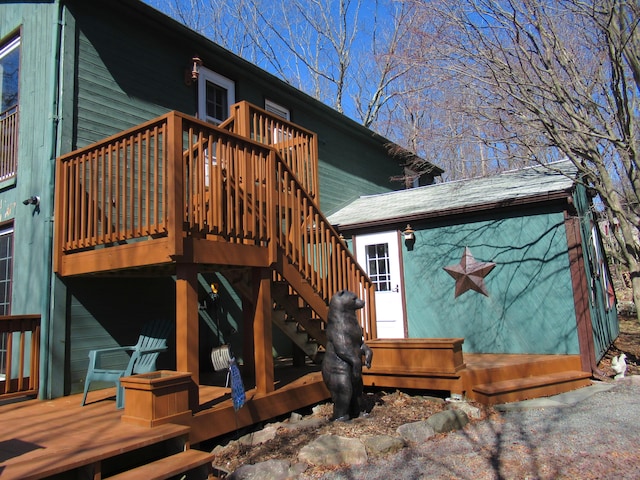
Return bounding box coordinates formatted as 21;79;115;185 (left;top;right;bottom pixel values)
271;151;377;339
0;314;40;399
0;106;18;181
55;115;170;253
225;101;319;201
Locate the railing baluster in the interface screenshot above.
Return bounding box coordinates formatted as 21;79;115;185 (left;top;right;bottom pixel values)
0;315;40;399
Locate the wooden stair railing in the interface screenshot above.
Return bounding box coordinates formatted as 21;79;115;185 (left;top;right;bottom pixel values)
223;101;319;201
0;315;40;400
55;108;375;342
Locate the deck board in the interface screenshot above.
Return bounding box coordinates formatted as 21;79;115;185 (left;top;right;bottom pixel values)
0;354;590;479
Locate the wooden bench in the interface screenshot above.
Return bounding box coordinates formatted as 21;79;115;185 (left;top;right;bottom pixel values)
108;448;215;480
472;370;592;405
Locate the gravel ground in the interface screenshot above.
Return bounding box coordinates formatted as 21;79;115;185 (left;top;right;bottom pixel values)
301;378;640;480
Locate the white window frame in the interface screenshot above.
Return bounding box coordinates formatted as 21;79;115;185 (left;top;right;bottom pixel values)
197;67;235;125
264;99;290;120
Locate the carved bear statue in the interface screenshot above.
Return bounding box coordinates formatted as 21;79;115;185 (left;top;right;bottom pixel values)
321;290;373;421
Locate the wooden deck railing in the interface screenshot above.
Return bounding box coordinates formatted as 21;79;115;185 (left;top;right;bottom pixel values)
222;101;319;201
55;107;375;337
0;106;19;181
0;314;40;399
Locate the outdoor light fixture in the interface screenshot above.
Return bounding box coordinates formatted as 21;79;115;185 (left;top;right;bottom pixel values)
402;224;415;241
185;54;202;85
22;195;40;206
402;224;416;250
23;195;40;215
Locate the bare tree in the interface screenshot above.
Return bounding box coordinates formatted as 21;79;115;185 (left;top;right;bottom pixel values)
148;0;418;128
400;0;640;318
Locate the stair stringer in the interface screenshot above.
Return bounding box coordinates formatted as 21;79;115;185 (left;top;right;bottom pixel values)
215;262;328;358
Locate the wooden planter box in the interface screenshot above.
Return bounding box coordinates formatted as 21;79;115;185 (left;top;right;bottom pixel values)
120;371;192;428
365;338;466;376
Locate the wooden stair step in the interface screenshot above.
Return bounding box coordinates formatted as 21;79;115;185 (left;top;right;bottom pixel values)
107;449;214;480
472;370;592;405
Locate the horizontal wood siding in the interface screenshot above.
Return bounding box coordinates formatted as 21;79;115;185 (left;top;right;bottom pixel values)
67;277;176;395
404;210;580;354
71;2;192;149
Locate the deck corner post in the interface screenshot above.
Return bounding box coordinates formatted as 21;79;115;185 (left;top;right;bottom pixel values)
167;112;185;257
175;262;200;409
252;267;274;394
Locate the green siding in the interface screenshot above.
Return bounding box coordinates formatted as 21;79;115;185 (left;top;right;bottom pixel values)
0;3;58;318
403;211;580;354
67;277;176;395
70;2;193;148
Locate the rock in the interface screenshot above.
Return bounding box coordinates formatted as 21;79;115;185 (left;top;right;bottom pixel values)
228;459;306;480
238;423;280;446
298;434;368;466
447;401;483;420
362;435;405;455
427;409;469;433
279;416;327;432
617;301;637;317
396;420;436;444
289;412;303;423
421;395;446;404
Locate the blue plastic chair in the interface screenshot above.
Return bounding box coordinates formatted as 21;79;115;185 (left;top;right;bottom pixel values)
80;319;173;409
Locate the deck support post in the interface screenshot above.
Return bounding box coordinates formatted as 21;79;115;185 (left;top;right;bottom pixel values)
252;267;274;394
176;262;200;409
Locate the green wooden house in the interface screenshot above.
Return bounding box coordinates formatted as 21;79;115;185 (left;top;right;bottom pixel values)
329;160;618;374
0;0;442;402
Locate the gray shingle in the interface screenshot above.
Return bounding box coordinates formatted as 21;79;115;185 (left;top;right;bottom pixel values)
327;160;577;228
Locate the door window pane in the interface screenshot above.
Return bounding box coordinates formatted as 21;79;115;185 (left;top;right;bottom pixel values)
365;243;391;291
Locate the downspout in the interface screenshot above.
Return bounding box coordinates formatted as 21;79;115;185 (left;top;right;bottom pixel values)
40;0;64;399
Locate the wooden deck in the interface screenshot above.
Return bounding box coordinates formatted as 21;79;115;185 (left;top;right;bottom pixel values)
0;352;592;479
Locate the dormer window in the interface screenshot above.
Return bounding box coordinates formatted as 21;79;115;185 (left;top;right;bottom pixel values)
197;67;235;125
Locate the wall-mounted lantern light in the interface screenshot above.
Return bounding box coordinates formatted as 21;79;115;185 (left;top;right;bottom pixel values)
185;54;202;86
402;224;415;250
23;195;40;215
22;195;40;207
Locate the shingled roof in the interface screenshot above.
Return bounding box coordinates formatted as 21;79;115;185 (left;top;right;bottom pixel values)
328;160;578;230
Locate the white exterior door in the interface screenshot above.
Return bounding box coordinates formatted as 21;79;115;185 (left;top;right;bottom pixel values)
355;231;406;338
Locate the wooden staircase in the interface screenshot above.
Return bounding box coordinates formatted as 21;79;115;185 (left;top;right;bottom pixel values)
462;354;592;405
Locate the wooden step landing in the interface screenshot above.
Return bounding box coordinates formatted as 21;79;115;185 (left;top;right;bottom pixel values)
471;370;592;405
108;448;215;480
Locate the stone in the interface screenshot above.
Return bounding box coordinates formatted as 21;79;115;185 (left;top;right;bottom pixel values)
238;423;280;446
298;434;368;466
427;409;469;433
362;435;405;455
448;401;483;420
228;459;307;480
396;420;436;444
279;416;327;432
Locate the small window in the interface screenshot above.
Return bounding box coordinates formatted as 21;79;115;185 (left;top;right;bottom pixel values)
0;36;20;114
366;243;391;291
0;35;20;181
265;99;290;120
0;225;13;380
198;67;235;125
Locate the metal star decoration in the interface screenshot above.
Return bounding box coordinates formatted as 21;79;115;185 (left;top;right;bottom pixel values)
443;247;496;298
